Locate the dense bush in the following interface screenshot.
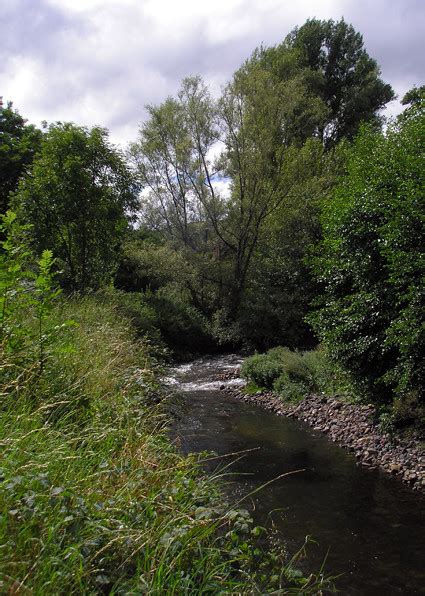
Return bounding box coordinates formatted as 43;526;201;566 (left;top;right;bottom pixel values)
242;346;352;402
272;374;310;402
241;347;313;399
309;104;424;404
242;347;312;389
241;351;287;388
142;284;216;357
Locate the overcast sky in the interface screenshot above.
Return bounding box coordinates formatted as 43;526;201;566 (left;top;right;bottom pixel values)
1;0;424;146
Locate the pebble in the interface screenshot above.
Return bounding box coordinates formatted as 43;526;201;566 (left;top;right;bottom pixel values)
224;381;424;492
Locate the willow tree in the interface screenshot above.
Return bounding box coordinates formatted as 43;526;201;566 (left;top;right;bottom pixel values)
130;77;228;313
131;77;223;248
132;71;323;317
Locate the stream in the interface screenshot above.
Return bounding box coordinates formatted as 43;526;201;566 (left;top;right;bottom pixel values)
167;354;425;595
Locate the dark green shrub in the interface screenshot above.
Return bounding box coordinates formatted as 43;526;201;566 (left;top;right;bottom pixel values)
242;346;353;401
280;351;311;385
241;347;312;390
272;373;309;402
309;104;424;404
301;347;353;399
241;354;285;388
143;284;216;357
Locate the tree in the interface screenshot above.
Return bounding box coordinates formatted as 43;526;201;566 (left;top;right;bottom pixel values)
251;18;394;146
131;77;222;248
401;85;425;107
130;77;229;315
218;66;325;316
12;123;138;291
132;73;323;319
0;100;42;214
239;138;344;349
309;105;424;404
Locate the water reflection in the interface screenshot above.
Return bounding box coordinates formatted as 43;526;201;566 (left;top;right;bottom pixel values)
169;355;425;595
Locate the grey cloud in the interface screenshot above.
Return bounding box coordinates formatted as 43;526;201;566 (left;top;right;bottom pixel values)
1;0;423;146
0;0;88;60
341;0;425;91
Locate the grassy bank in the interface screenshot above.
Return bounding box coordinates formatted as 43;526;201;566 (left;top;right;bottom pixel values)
1;291;331;594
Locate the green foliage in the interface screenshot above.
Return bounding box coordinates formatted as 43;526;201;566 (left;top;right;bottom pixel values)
242;347;311;392
131;18;393;339
12;122;138;292
274;18;394;145
401;85;425;107
301;348;353;399
309;107;424;404
239;139;345;349
132;70;331;321
242;346;352;403
130;76;222;251
272;375;310;403
1;211;63;379
116;237;196;294
241;352;286;389
0;252;329;592
115;236;242;353
0;298;247;592
0;101;42;213
142;284;216;358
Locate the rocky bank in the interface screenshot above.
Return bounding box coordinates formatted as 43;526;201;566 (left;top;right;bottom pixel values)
217;369;425;492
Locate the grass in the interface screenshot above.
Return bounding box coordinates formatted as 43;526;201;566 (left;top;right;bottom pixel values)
1;295;332;594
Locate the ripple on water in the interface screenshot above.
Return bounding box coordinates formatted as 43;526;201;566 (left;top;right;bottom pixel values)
175;378;246;392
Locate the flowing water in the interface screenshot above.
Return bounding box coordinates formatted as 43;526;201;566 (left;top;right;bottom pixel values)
167;354;425;595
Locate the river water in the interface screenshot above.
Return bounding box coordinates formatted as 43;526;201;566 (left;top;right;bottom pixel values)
167;354;425;595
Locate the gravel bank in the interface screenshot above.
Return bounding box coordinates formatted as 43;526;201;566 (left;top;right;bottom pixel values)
218;371;424;492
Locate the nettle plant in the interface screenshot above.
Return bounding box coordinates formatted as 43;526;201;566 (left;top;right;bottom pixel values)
1;211;65;382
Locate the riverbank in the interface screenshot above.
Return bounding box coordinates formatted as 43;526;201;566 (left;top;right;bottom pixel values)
171;354;425;594
2;296;333;594
219;371;425;492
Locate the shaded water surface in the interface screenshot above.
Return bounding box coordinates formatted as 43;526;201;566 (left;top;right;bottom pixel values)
169;355;425;595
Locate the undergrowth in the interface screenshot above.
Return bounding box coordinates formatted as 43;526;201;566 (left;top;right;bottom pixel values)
241;346;353;403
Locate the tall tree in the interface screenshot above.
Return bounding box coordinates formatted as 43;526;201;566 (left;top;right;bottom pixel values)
131;77;222;249
251;18;394;146
239;138;344;349
0;100;42;214
132;74;320;317
130;77;228;313
12;122;138;291
219;64;326;315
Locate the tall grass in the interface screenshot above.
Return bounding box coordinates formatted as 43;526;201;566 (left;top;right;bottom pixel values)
0;296;332;593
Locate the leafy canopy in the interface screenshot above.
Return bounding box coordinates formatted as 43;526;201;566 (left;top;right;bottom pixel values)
309;104;424;403
0;101;42;213
13;122;138;292
247;18;394;146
